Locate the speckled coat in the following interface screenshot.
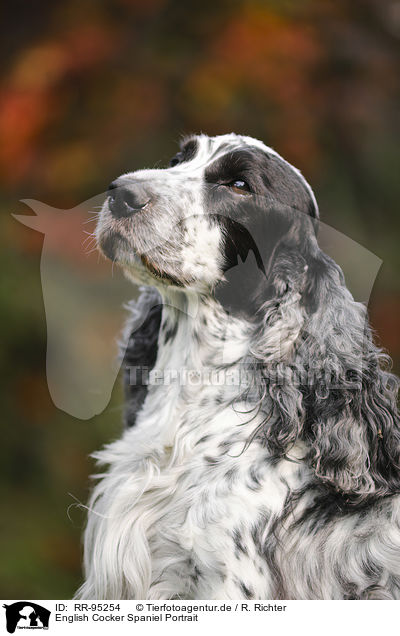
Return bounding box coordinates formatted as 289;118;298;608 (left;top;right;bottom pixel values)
77;134;400;599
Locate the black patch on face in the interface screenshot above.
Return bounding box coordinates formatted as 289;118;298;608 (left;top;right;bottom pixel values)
205;147;317;218
204;146;318;315
169;137;199;167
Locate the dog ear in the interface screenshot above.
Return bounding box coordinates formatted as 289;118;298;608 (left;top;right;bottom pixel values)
251;229;400;500
245;208;317;451
299;250;400;499
247;256;310;458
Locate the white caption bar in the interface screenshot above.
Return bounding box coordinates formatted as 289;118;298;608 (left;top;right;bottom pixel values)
1;599;396;635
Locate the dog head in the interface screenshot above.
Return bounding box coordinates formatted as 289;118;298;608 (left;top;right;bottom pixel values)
96;133;318;302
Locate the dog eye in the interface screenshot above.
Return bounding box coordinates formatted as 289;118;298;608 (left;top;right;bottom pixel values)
169;152;183;167
226;179;251;194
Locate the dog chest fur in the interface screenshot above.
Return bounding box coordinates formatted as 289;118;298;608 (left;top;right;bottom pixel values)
81;299;308;599
85;397;308;599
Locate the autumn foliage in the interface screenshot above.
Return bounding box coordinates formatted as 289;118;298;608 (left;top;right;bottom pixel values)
0;0;399;597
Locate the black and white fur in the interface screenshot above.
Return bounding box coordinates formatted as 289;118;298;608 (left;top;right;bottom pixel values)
77;133;400;599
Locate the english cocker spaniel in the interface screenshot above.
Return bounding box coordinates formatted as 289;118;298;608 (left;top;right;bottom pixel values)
77;133;400;599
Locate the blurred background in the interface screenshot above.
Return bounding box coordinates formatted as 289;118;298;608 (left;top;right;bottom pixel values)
1;0;399;598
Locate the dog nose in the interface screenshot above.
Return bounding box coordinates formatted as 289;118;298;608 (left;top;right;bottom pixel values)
107;179;150;218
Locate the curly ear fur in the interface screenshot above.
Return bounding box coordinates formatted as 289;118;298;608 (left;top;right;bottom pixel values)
252;238;400;502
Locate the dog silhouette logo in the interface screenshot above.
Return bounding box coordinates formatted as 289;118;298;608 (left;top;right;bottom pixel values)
13;197;381;418
3;602;50;633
